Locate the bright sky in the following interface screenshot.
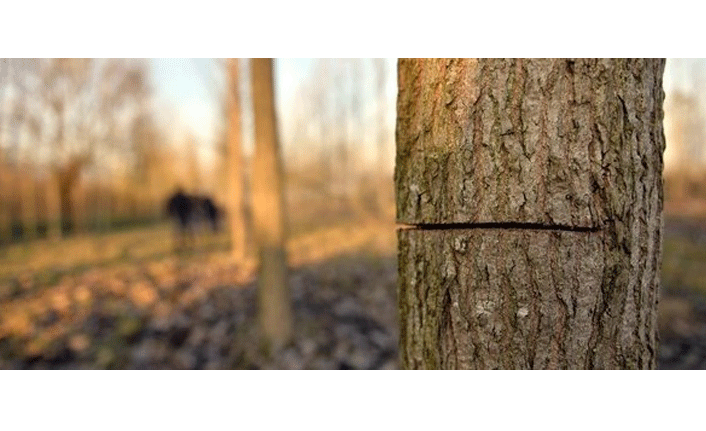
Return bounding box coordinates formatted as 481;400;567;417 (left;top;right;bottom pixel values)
151;59;332;162
663;59;706;169
150;59;705;171
150;59;399;170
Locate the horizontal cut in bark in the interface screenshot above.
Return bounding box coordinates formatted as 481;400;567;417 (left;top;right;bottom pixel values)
399;222;600;233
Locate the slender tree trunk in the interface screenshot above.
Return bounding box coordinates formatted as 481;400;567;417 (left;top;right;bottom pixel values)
227;58;247;262
49;110;65;240
102;175;113;232
8;169;21;241
0;161;10;245
46;170;62;240
396;59;665;369
0;138;10;244
374;59;390;218
59;174;75;234
250;58;292;348
70;179;82;234
20;165;37;240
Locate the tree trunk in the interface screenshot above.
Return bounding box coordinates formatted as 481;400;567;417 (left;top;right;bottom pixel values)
227;58;247;262
20;165;38;240
46;171;63;240
396;59;665;369
0;148;10;245
250;58;292;348
0;172;10;245
59;175;74;234
72;180;88;234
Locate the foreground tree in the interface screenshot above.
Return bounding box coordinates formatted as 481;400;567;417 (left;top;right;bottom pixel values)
396;59;665;369
250;58;292;348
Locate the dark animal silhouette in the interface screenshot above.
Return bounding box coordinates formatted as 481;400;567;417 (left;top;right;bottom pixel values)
166;188;223;251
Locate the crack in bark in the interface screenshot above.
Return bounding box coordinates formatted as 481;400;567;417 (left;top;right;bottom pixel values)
398;222;601;233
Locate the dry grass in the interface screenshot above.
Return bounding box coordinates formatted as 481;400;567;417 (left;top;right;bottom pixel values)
0;224;190;281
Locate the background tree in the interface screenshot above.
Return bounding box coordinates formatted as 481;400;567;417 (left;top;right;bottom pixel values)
189;58;253;258
250;58;292;348
39;58;93;237
373;58;391;216
226;58;247;262
0;59;42;242
396;59;665;369
29;58;155;237
0;66;9;244
22;103;44;240
311;59;334;200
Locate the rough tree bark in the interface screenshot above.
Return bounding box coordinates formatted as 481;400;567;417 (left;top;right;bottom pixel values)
250;58;293;348
226;58;247;262
396;59;665;369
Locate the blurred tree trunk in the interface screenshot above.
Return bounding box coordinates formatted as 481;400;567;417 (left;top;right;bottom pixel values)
8;170;21;242
46;170;62;241
373;59;389;217
0;152;10;244
58;172;74;234
20;164;38;240
250;58;292;348
396;59;665;369
72;181;87;234
57;156;87;235
334;63;351;208
100;177;113;232
227;58;247;262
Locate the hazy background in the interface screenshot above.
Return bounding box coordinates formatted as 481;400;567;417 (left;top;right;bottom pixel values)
0;58;704;370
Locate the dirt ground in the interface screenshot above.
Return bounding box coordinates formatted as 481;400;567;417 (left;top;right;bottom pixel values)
0;215;705;369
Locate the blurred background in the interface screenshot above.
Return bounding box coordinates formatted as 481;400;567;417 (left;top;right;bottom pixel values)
0;58;703;370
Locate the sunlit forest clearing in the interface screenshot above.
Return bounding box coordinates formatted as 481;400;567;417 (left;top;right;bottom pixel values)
0;217;395;284
0;58;401;369
0;212;397;369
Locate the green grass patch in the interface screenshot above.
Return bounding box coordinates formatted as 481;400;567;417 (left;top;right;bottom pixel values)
662;235;706;296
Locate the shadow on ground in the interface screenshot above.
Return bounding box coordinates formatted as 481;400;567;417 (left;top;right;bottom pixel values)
0;251;399;370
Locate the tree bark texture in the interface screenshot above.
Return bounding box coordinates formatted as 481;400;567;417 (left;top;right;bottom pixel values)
227;58;247;262
250;58;293;348
396;59;665;369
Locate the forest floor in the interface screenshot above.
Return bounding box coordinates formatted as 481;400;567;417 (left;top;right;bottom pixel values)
657;215;706;369
0;217;400;369
0;213;705;370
